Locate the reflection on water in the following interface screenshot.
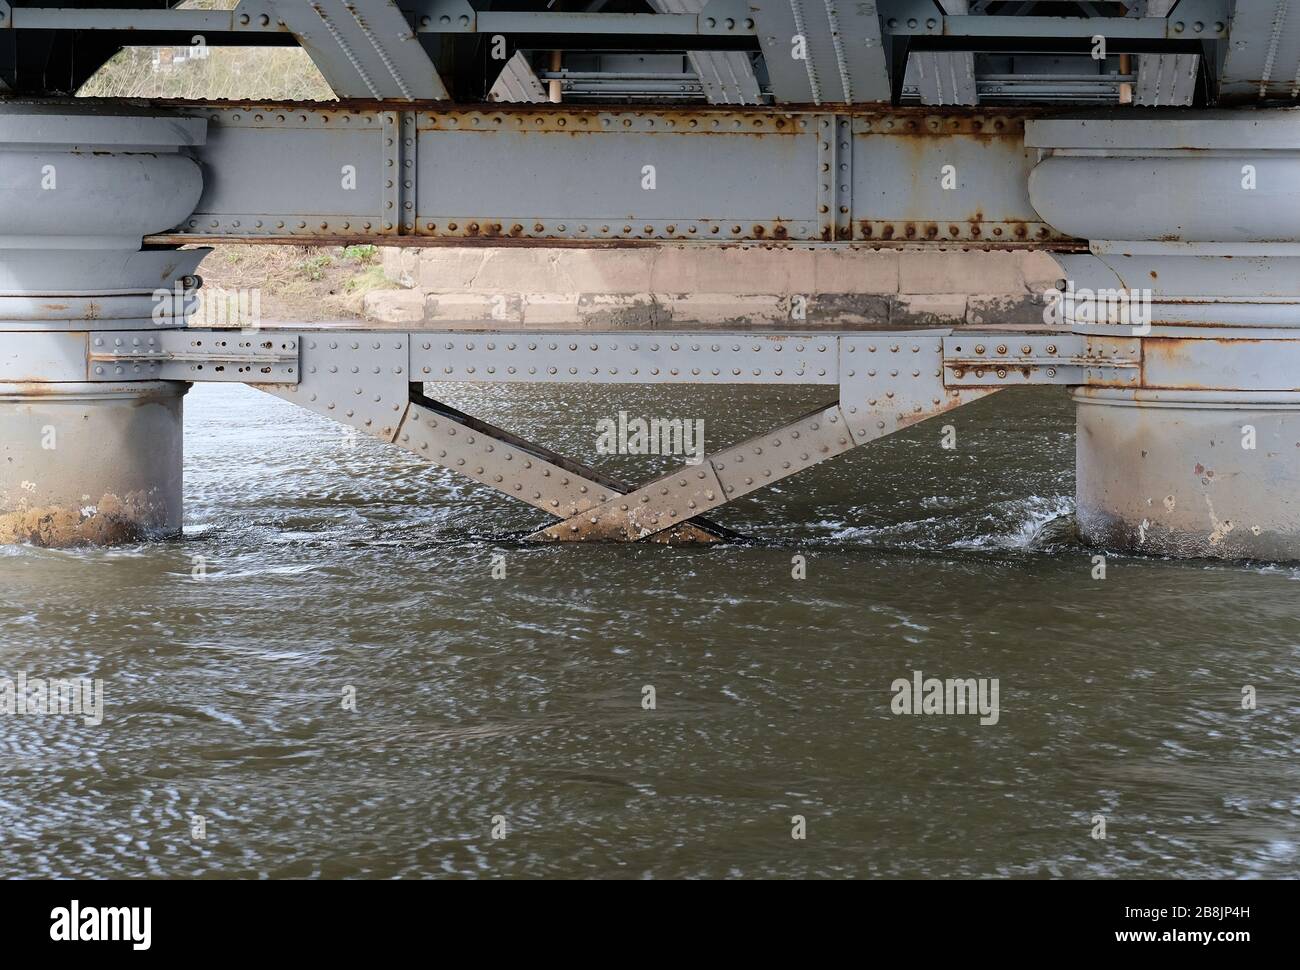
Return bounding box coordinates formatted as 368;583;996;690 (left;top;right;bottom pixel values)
1;382;1296;878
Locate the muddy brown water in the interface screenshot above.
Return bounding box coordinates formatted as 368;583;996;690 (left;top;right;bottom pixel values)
1;382;1296;877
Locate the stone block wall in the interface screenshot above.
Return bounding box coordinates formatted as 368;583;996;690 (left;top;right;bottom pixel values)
365;246;1063;331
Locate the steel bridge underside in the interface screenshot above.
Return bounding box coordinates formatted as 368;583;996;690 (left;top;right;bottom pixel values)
107;100;1078;251
79;326;1139;543
4;0;1297;110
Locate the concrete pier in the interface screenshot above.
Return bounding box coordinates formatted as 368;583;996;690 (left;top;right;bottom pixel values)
1029;111;1300;560
0;105;206;547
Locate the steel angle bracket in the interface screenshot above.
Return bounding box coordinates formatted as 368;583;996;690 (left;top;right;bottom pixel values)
940;333;1141;389
88;330;300;384
260;332;409;441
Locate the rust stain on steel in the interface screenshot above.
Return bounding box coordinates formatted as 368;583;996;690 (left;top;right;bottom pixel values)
145;100;1085;251
8;381;61;396
149;233;666;249
1139;336;1277;392
643;522;721;545
166;99;1050;129
150;233;1087;253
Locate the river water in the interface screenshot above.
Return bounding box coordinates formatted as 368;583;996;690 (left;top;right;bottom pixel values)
1;381;1296;878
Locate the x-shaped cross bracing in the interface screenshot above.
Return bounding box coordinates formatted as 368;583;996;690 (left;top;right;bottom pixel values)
212;329;1137;542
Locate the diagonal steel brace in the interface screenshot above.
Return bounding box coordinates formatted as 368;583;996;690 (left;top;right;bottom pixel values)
532;334;1001;543
397;388;734;544
530;402;853;542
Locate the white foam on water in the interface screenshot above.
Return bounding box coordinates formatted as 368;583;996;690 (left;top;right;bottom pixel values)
825;494;1075;554
952;495;1076;552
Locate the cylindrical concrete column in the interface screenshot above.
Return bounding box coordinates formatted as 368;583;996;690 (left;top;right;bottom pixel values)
0;104;207;547
1074;389;1300;560
0;382;187;545
1028;110;1300;560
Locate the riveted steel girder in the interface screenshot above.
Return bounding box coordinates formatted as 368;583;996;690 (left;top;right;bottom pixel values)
397;393;731;543
140;101;1067;248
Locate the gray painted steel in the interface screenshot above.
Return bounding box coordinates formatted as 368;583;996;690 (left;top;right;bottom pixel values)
942;334;1140;389
1075;388;1300;561
649;0;762;105
838;332;996;444
489;52;548;103
87;331;300;383
1136;4;1199;108
3;99;1300;559
532;403;855;542
1219;0;1300;102
1029;110;1300;559
749;0;891;104
264;333;411;441
687;50;764;105
1135;53;1200;106
4;0;1285;107
265;0;448;100
905;0;977;107
150;104;1059;247
410;333;842;384
0;381;187;546
0;105;208;547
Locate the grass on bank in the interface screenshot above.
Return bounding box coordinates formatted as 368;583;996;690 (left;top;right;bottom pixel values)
200;244;389;322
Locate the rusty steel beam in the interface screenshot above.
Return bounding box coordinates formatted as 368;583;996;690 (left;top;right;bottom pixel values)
129;100;1077;250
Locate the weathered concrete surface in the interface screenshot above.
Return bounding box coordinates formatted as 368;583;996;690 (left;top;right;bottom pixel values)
0;383;186;549
1075;389;1300;561
0;493;172;547
367;247;1060;330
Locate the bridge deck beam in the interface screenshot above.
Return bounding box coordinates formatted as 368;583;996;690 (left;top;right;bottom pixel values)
122;100;1073;250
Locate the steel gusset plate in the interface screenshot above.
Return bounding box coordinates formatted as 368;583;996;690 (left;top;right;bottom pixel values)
261;332;409;441
838;333;1000;444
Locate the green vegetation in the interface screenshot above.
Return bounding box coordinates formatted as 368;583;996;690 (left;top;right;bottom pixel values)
200;244;392;322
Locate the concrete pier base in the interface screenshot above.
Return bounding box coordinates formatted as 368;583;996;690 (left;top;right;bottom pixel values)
1075;388;1300;561
0;382;187;546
